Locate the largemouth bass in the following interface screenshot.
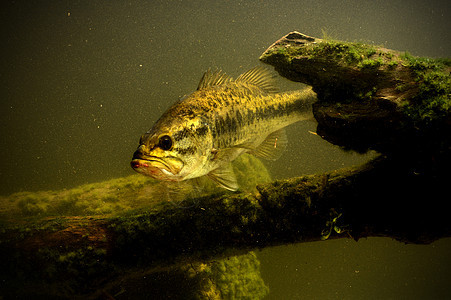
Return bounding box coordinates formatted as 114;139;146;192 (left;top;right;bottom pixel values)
131;67;316;191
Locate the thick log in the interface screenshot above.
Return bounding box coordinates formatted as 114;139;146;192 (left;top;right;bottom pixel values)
260;31;451;154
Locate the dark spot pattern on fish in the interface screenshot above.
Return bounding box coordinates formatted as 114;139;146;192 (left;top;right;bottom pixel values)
174;146;197;155
253;101;299;121
173;128;191;141
195;124;209;137
235;110;244;127
178;108;196;119
213;113;238;137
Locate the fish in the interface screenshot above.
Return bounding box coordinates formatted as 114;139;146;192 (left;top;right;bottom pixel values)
131;66;316;191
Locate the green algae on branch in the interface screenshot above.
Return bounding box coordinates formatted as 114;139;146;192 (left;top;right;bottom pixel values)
0;154;271;298
398;52;451;123
260;37;397;108
260;32;450;120
0;153;270;222
0;174;155;219
270;37;384;67
2;155;451;298
260;31;450;153
100;251;268;299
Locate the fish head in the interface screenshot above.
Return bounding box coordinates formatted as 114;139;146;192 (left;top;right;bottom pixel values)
131;118;212;182
130;136;183;181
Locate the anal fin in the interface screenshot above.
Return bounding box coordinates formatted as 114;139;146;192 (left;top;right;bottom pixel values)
250;128;288;161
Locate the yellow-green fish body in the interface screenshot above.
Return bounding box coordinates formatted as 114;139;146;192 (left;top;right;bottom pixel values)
131;67;316;190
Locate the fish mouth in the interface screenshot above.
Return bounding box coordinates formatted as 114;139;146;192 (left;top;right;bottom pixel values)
130;156;183;181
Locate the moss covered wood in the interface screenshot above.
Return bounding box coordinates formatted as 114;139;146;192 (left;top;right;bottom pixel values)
260;31;450;154
1;156;450;297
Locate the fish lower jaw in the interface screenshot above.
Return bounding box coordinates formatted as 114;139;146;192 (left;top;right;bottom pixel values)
130;159;180;181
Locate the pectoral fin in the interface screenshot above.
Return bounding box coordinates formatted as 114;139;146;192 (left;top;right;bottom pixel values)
250;128;288;161
207;163;238;191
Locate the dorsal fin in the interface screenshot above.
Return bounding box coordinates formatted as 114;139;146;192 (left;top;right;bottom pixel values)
235;66;279;93
197;69;233;90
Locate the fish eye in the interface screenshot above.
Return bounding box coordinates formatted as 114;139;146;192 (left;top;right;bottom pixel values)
158;135;173;151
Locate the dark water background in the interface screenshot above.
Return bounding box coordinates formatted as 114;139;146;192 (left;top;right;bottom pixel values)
1;0;450;299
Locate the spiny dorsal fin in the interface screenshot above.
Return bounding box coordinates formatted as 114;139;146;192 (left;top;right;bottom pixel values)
197;69;233;90
235;66;279;93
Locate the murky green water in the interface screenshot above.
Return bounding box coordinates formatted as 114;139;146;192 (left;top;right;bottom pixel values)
1;1;450;299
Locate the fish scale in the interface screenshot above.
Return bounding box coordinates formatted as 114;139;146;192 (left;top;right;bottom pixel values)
208;89;308;148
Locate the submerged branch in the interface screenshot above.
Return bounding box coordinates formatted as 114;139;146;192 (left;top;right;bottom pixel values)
1;156;450;297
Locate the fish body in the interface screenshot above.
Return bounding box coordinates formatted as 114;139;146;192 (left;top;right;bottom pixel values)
131;67;316;190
